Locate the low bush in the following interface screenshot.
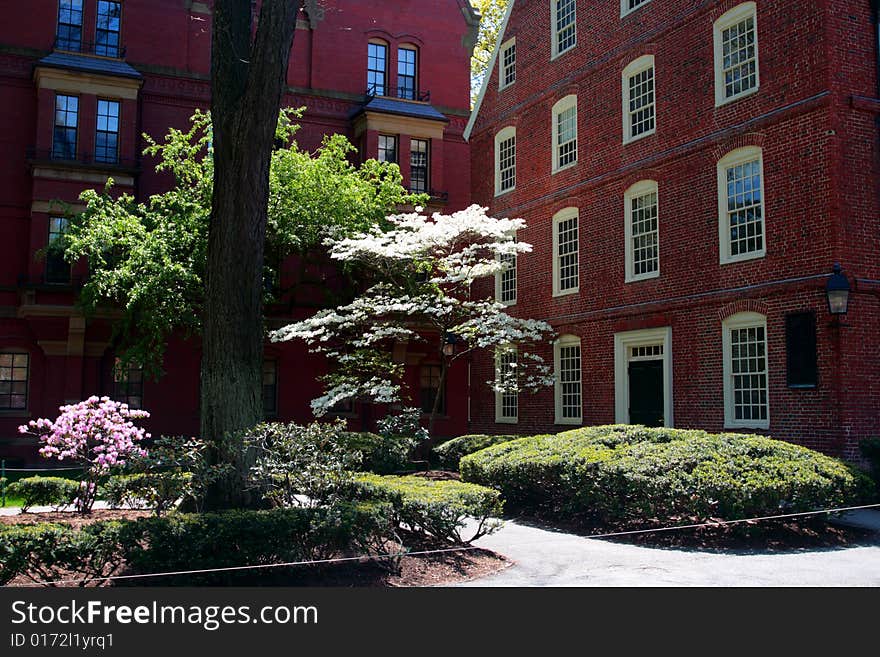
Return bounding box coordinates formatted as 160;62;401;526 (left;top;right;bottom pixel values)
461;425;873;524
352;473;503;544
0;503;394;586
433;434;518;471
7;476;81;512
102;472;193;516
0;522;125;586
338;432;414;474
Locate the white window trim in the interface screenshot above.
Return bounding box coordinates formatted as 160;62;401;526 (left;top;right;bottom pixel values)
623;179;660;283
494;126;516;197
552;207;579;297
717;146;766;265
551;95;578;174
494;232;517;307
722;312;770;430
621;0;652;18
622;54;656;144
499;37;516;91
494;345;519;424
554;334;582;425
550;0;577;60
613;327;673;427
713;2;760;107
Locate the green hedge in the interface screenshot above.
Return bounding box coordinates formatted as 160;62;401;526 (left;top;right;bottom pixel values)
338;432;414;474
352;473;502;544
460;425;873;524
0;503;393;586
7;477;81;512
102;472;192;516
433;434;518;471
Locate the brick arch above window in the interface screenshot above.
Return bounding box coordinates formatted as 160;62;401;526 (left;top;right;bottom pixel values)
710;132;766;162
717;299;770;321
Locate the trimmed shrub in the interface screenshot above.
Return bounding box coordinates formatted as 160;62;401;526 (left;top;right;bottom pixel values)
338;432;414;474
0;503;394;586
461;425;872;524
353;473;503;543
102;472;192;516
118;503;393;584
0;521;125;586
433;434;518;470
7;476;80;512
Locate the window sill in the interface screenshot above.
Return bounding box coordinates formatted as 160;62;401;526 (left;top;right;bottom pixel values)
621;2;651;19
552;288;579;298
715;85;760;109
552;161;578;175
494;187;515;198
499;82;515;92
719;250;765;266
499;299;517;307
623;129;655;145
495;417;518;425
554;418;582;426
551;45;576;62
625;271;660;284
724;421;770;431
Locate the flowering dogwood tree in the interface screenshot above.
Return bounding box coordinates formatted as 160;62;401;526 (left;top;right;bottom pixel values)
19;396;150;513
271;205;555;434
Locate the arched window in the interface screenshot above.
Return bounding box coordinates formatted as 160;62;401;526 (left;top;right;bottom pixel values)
552;95;578;172
494;126;516;196
722;312;769;429
552;207;579;296
717;146;766;264
495;345;518;423
622;55;655;143
623;180;660;282
714;2;759;106
554;334;582;424
367;40;389;95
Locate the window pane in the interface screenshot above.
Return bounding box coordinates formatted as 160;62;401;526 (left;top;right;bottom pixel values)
628;66;655;138
555;0;577;54
630;191;658;276
556;104;577;168
95;99;120;164
96;1;122;57
397;47;417;99
730;325;768;422
53;95;78;160
499;135;516;191
557;215;579;291
46;217;70;284
367;43;387;95
0;352;28;409
558;344;581;419
722;16;758;99
410;138;429;194
378;135;397;164
502;42;516;87
726;159;763;257
499;252;516;303
56;0;83;51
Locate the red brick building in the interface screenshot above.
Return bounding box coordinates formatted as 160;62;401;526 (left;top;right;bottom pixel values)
466;0;880;459
0;0;478;461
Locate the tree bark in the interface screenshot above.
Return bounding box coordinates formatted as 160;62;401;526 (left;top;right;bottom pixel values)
201;0;301;508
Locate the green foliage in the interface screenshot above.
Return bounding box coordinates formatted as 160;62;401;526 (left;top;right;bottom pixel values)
0;504;393;586
353;473;503;544
433;434;518;470
337;432;414;474
0;522;125;586
246;420;360;508
102;472;192;517
471;0;511;105
59;109;423;376
461;425;873;524
7;477;81;512
118;504;393;585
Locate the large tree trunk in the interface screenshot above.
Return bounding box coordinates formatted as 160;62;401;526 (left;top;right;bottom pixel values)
201;0;300;508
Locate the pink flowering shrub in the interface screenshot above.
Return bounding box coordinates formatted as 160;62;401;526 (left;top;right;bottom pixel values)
19;396;150;513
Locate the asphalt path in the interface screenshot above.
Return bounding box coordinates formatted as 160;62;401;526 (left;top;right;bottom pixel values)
457;510;880;586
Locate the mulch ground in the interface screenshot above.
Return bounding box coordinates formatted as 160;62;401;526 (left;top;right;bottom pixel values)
515;512;876;552
1;509;510;588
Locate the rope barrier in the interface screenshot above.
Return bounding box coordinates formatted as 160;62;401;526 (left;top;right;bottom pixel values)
20;501;880;588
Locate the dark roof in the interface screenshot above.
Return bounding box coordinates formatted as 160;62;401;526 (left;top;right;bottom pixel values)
352;96;449;123
36;52;142;80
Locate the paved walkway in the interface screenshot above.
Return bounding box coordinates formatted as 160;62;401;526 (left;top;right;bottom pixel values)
458;511;880;587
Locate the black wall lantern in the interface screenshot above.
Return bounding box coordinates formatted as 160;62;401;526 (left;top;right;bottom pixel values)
825;263;851;316
442;332;459;357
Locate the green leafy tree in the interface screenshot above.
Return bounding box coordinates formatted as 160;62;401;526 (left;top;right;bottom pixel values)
471;0;510;105
60;109;422;382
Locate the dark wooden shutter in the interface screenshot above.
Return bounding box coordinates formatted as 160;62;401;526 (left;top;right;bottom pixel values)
786;312;817;388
